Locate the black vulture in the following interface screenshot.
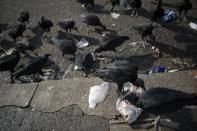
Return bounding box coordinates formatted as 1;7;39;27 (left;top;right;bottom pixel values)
177;0;192;22
129;0;142;16
104;0;120;12
121;87;197;130
95;60;138;95
8;23;26;42
80;0;95;9
57;19;78;33
74;50;94;76
17;10;30;24
151;0;164;23
133;23;156;47
95;35;129;53
51;36;77;56
80;14;106;33
12;54;51;82
0;49;20;83
38;16;54;37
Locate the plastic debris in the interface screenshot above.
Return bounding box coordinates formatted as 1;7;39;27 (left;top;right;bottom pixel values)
128;42;137;47
189;22;197;31
123;83;145;98
77;38;89;48
111;12;120;19
116;84;144;124
152;46;160;58
88;82;111;109
168;69;180;73
48;86;55;90
145;66;168;75
111;24;116;27
162;9;177;23
116;99;143;124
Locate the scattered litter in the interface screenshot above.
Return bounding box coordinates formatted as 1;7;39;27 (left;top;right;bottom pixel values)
116;84;144;124
116;99;143;124
88;82;111;109
111;12;120;19
123;83;145;98
162;9;177;23
152;47;160;58
145;66;168;75
111;23;116;27
102;33;106;37
82;94;87;99
48;86;55;90
77;38;89;48
128;42;137;47
189;22;197;31
168;69;180;73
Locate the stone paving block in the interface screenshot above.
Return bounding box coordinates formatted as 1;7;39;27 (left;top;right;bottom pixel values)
0;83;38;107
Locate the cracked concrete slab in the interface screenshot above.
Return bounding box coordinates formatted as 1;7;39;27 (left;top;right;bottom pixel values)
30;78;120;117
0;83;38;107
0;105;109;131
30;71;197;118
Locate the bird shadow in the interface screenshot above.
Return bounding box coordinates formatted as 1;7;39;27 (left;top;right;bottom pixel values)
165;107;197;131
0;23;10;32
162;23;197;44
119;8;152;20
187;16;197;23
0;39;15;50
30;25;43;37
119;54;157;72
139;8;152;19
94;28;117;36
71;33;100;46
151;1;197;11
28;26;43;50
87;4;110;15
28;36;43;50
155;41;185;57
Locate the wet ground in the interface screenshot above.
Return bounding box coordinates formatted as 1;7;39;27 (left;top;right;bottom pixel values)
0;0;197;84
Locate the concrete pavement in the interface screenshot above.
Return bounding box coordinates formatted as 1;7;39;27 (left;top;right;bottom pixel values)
0;71;197;131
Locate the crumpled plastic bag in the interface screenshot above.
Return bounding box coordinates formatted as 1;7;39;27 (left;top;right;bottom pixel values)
111;12;120;19
116;98;143;124
123;83;145;98
88;82;111;109
116;83;144;124
77;38;89;48
189;22;197;31
162;9;177;23
145;66;168;75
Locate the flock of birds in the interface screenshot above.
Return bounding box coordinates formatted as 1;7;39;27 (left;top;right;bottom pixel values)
0;0;196;129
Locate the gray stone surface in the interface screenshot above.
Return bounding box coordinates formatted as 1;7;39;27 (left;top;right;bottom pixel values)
139;70;197;92
0;83;38;107
0;105;109;131
30;71;197;118
30;78;120;117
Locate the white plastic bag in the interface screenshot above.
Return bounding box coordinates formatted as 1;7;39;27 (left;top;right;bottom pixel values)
116;98;143;124
88;82;111;109
116;83;144;124
189;22;197;31
111;12;120;19
77;38;89;48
